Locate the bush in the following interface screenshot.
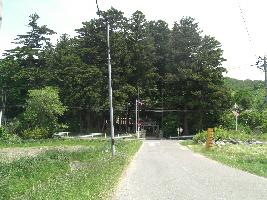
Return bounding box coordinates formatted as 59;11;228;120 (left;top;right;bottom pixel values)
0;126;8;139
213;126;229;140
193;130;207;143
6;118;21;135
21;126;50;139
193;127;225;143
256;133;267;141
193;126;247;143
193;125;267;143
23;87;68;133
0;126;21;140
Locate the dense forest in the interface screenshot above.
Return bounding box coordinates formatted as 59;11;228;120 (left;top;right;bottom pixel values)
0;8;266;138
224;78;266;111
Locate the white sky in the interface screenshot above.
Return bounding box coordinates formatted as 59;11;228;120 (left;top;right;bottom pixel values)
0;0;266;80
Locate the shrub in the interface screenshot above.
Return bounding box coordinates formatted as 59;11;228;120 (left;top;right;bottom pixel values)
23;87;68;133
6;118;21;135
21;126;50;139
0;126;21;140
193;130;207;143
193;127;226;143
213;126;229;140
193;125;267;143
0;126;8;139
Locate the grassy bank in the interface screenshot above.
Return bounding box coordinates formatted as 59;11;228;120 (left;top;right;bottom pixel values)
0;138;142;199
181;141;267;179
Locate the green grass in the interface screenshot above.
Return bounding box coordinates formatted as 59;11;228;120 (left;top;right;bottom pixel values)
0;137;108;148
0;138;142;199
180;141;267;178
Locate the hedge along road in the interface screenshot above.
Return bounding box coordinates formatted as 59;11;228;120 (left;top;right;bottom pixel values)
114;140;267;200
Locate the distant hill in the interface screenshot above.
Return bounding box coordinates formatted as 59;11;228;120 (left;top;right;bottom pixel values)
224;77;266;111
224;77;264;91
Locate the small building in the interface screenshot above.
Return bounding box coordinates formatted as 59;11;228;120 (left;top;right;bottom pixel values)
253;126;262;135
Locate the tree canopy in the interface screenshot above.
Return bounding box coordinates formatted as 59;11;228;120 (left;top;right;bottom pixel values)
0;8;246;136
23;86;67;131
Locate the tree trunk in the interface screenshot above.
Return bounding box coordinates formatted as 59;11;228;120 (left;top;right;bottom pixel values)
198;110;203;133
87;111;90;130
183;104;189;135
79;110;82;134
126;104;129;132
119;113;122;133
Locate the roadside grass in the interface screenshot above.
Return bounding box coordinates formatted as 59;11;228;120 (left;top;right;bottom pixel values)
180;141;267;179
0;137;107;148
0;139;142;199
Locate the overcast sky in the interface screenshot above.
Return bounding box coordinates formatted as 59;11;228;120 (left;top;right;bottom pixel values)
0;0;266;80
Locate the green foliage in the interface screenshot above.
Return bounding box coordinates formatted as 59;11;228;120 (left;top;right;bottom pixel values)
48;34;104;110
224;77;264;91
0;150;70;199
21;126;50;139
0;126;20;140
0;126;7;138
193;130;207;143
213;126;229;140
238;111;265;130
148;20;170;78
3;13;56;90
23;86;68;133
0;138;97;148
2;10;234;135
0;139;142;199
1;13;56;121
193;125;267;143
220;111;236;130
165;17;230;133
233;89;253;110
163;113;180;138
5;118;21;135
185;142;267;179
224;77;266;111
220;76;267;132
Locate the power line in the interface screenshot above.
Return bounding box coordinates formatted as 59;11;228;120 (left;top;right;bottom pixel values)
225;63;258;71
237;0;257;59
95;0;102;17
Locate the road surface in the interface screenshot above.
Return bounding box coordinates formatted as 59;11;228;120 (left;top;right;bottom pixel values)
114;140;267;200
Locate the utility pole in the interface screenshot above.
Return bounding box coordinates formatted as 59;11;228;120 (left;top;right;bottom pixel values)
136;99;139;138
137;87;140;138
234;103;238;131
264;56;267;102
107;23;115;156
95;1;114;156
162;91;163;133
138;87;140;124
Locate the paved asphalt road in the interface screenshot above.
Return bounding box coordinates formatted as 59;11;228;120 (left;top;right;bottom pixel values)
114;140;267;200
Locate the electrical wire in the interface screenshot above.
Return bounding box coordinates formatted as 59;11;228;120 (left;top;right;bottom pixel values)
237;0;257;59
96;0;102;17
225;63;259;71
235;1;266;131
